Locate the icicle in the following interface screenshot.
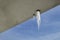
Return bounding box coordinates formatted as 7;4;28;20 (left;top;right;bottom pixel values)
33;9;41;31
36;9;41;31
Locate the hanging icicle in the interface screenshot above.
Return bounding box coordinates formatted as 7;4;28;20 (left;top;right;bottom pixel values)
33;9;41;31
36;9;41;31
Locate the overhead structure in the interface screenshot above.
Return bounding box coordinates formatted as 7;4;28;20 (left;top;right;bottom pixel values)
0;0;60;32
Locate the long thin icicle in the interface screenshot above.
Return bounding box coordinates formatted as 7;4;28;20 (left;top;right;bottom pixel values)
36;10;41;31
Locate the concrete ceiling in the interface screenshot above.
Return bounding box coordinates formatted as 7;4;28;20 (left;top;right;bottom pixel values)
0;0;60;32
